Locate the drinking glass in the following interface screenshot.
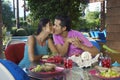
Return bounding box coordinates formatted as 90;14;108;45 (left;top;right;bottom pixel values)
64;58;73;69
101;56;111;68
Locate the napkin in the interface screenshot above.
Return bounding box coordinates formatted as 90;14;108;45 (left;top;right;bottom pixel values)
68;51;100;68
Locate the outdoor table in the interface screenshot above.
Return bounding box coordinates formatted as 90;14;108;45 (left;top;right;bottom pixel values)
26;61;103;80
27;62;65;80
64;65;103;80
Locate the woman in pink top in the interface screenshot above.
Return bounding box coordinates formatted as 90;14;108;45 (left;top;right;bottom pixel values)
53;15;99;57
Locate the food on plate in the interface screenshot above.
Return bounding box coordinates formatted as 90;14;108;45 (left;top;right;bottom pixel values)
42;55;50;61
31;65;42;72
111;67;120;72
30;63;56;72
100;68;120;78
42;55;49;59
95;66;120;78
95;66;109;72
43;63;56;71
44;63;56;67
41;55;63;64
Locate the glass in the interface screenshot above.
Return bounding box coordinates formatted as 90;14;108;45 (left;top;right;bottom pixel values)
98;53;104;66
64;58;73;69
101;56;111;68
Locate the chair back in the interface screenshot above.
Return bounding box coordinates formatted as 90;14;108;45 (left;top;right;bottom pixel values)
4;43;25;64
0;63;15;80
5;39;25;50
0;59;30;80
89;31;95;38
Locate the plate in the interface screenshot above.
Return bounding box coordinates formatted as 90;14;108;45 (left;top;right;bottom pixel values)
40;58;55;63
28;66;64;79
89;69;120;80
29;66;64;75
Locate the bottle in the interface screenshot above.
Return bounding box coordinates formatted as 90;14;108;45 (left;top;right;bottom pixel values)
98;53;104;66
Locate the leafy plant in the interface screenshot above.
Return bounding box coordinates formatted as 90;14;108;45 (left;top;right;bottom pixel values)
2;26;12;45
15;28;28;36
2;0;14;30
85;11;100;30
26;0;88;30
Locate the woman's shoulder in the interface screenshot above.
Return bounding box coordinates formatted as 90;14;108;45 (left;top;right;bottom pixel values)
27;35;36;44
28;35;35;40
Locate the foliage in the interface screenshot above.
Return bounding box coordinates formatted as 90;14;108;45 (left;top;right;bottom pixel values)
27;15;39;31
72;11;100;31
85;11;100;30
11;26;37;36
2;26;12;45
11;27;17;36
86;11;100;20
2;0;14;30
15;28;28;36
19;17;27;27
29;27;37;35
2;26;7;45
26;0;88;29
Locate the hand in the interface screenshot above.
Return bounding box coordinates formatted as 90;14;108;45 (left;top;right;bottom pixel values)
71;37;83;48
65;37;75;43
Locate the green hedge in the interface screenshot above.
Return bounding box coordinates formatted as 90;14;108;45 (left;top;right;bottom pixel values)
15;28;28;36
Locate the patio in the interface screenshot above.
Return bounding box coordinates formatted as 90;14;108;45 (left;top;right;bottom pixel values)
0;0;120;80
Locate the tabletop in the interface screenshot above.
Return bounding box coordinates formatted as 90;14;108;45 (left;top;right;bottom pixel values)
25;61;105;80
24;53;120;80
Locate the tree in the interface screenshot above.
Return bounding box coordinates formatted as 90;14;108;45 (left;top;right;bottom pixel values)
2;0;14;30
85;11;100;30
16;0;20;28
13;0;15;18
26;0;88;29
23;0;26;21
0;0;4;58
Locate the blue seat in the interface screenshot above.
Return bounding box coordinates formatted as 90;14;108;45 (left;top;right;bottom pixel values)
98;33;106;40
95;32;106;43
90;41;100;51
89;31;95;38
96;39;106;43
87;37;100;51
93;31;100;38
102;29;107;37
89;30;106;43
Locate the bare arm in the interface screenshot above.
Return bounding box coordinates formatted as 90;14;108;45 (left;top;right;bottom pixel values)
27;36;42;62
48;38;58;54
72;37;99;56
79;44;99;56
55;38;74;56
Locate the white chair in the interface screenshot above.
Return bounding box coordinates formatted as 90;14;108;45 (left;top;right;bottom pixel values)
0;60;30;80
0;63;15;80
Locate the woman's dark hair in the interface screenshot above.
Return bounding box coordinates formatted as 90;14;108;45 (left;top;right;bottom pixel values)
36;18;50;35
55;15;71;31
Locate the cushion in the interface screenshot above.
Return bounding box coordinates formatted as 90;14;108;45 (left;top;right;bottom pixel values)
4;43;25;64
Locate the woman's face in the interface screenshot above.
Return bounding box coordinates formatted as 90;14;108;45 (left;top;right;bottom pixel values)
43;22;53;34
